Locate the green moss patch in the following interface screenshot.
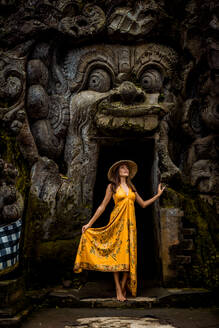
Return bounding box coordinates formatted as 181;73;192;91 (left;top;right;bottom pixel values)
162;186;219;289
24;238;81;288
0;128;30;197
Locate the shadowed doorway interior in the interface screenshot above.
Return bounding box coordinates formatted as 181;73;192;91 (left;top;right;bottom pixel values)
89;137;160;295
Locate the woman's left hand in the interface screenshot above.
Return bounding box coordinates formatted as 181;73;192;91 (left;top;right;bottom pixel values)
157;183;166;196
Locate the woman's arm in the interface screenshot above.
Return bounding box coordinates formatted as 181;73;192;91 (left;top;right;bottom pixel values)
135;183;165;208
82;184;113;233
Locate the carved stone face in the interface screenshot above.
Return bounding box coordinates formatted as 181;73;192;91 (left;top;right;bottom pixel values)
24;41;181;226
62;44;177;136
1;0;218;292
25;42;179;184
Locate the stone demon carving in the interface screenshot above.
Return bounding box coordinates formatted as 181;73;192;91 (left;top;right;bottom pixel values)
24;43;180;237
0;0;218;290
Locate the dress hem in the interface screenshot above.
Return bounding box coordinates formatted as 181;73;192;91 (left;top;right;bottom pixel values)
74;262;129;273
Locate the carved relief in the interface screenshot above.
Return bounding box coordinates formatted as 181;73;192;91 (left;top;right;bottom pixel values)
26;46;69;160
0;53;26;135
0;2;105;46
23;41;180;243
0;0;218;291
108;1;162;37
59;4;106;38
26;43;178;188
180;3;219;211
0;52;38;165
0;159;23;273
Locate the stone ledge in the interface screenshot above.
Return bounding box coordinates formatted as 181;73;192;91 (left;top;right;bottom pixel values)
0;277;25;308
0;308;17;319
45;287;215;309
182;228;196;236
1;288;215;327
157;288;215;308
0;308;30;328
80;296;157;308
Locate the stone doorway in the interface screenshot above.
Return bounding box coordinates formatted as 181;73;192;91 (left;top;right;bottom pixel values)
90;137;161;294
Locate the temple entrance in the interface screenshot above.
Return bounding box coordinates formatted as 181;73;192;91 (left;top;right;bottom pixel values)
90;137;161;294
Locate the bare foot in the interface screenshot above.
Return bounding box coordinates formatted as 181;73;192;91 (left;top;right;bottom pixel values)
120;281;127;299
116;287;126;302
122;286;127;299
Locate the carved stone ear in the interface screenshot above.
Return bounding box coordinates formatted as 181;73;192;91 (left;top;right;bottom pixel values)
30;119;64;159
27;59;49;88
201;96;219;132
190;159;219;194
181;99;202;139
27;85;49;120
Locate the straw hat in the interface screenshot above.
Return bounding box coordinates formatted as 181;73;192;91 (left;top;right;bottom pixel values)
107;160;138;181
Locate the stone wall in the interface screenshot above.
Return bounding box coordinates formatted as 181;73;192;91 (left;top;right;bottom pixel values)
0;0;218;292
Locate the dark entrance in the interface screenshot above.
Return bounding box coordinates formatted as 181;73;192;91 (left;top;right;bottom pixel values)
91;137;160;294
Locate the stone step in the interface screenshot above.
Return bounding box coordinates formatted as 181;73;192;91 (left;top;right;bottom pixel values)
182;228;196;237
80;297;157;308
181;239;194;250
157;288;215;308
46;287;214;309
172;255;192;265
1;288;215;327
170;240;194;253
0;308;30;328
0;277;25;309
0;277;28;326
0;308;17;319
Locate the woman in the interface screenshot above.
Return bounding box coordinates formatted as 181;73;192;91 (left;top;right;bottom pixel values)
73;160;165;301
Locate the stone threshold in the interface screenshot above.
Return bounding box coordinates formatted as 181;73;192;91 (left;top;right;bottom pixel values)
0;288;216;327
80;297;157;308
0;308;31;327
48;287;215;308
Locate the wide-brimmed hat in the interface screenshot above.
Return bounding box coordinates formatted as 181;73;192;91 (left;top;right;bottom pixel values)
107;160;138;181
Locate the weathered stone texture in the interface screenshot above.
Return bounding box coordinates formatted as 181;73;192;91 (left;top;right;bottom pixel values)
0;0;218;294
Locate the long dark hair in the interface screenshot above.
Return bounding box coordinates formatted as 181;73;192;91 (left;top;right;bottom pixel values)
110;165;136;193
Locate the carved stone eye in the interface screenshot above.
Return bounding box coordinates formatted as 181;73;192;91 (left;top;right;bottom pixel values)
88;68;111;92
6;76;22;99
140;69;163;93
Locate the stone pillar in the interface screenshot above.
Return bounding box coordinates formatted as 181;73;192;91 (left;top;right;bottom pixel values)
160;208;184;283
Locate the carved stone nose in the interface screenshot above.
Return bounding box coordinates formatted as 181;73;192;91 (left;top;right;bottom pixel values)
118;81;139;104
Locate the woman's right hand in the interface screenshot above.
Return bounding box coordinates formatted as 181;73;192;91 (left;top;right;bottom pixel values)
82;223;91;234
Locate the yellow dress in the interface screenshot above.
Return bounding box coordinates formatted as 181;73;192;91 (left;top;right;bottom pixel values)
73;185;137;296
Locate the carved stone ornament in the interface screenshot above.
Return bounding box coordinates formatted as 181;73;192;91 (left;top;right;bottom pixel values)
0;0;218;297
0;53;25;135
0;159;23;274
58;4;106;38
108;1;161;37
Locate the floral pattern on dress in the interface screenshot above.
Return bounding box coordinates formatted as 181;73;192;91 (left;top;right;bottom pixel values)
73;185;137;297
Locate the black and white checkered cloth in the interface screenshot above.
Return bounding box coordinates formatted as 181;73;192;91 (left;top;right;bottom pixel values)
0;219;22;271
